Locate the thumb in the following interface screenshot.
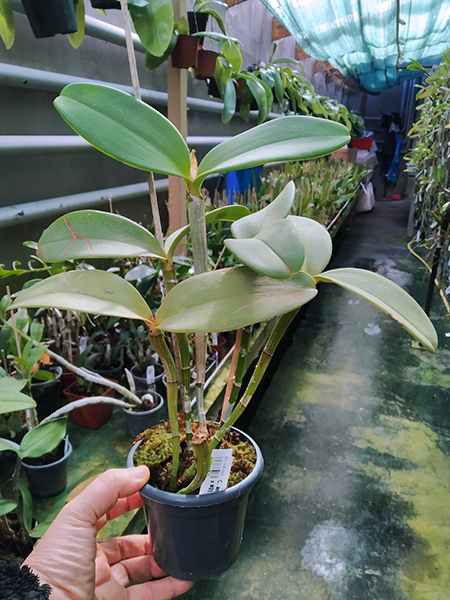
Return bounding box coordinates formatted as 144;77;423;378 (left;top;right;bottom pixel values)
62;467;149;527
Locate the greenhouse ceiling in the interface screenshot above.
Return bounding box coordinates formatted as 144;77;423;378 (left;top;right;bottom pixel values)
261;0;450;92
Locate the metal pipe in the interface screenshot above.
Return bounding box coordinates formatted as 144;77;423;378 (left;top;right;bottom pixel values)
0;135;233;155
0;181;167;228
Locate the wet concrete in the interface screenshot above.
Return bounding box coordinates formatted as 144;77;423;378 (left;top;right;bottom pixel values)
182;199;450;600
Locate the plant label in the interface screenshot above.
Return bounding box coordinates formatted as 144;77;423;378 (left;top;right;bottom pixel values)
199;449;233;495
146;366;155;385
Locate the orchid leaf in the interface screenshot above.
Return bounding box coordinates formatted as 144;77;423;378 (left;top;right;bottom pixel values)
0;437;20;454
68;0;85;49
194;115;350;194
129;0;173;57
154;266;317;332
19;418;67;459
54;84;191;179
231;181;295;239
225;219;304;279
0;0;14;49
0;377;36;414
288;216;332;276
37;211;165;263
315;267;438;353
12;271;153;323
165;205;250;260
19;482;33;532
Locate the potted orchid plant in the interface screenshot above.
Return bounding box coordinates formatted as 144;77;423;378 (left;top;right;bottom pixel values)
10;83;437;580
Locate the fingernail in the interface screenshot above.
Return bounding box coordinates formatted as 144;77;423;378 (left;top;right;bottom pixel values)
133;465;149;481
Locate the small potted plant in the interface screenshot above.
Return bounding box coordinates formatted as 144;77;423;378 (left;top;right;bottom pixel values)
12;83;438;580
21;0;78;39
123;321;165;394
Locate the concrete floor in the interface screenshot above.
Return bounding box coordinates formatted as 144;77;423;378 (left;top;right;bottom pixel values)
182;199;450;600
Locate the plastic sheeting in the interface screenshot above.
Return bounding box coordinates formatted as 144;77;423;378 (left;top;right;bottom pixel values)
260;0;450;92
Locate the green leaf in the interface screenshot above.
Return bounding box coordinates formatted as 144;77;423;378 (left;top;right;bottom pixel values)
164;204;250;260
19;418;67;459
154;266;317;332
32;369;55;382
0;0;14;49
315;268;438;353
11;270;153;323
129;0;174;57
29;520;53;539
231;180;295;239
37;210;166;263
221;39;242;71
0;499;18;516
194;115;350;193
0;437;20;454
54;84;191;180
225;219;305;279
68;0;85;49
145;28;178;70
201;7;226;34
221;78;237;124
0;377;36;414
30;322;44;343
288;216;332;276
19;482;33;532
245;74;269;125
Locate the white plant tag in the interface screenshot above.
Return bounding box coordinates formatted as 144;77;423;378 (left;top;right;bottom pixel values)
79;336;89;353
199;449;233;495
146;366;155;385
211;333;218;345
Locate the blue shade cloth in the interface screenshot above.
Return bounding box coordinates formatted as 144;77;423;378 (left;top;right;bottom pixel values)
225;167;263;203
260;0;450;92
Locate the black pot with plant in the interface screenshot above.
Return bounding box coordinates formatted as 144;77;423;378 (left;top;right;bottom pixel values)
188;10;209;45
22;0;78;38
80;331;124;381
22;437;72;499
122;390;165;438
31;366;63;422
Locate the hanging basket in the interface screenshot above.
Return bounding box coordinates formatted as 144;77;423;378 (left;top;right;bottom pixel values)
171;35;199;69
195;49;218;80
22;0;78;38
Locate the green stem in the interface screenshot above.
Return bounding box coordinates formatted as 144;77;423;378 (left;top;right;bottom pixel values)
211;309;299;450
177;438;211;494
221;325;252;424
149;329;180;491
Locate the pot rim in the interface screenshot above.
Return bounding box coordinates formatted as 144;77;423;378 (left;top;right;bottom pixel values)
31;364;63;385
22;436;72;471
130;364;164;380
127;425;263;508
122;391;164;416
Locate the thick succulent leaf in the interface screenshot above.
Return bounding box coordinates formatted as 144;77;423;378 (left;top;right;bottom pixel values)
0;0;14;49
38;211;166;263
54;84;191;179
0;499;18;516
315;268;438;353
225;219;304;279
194;116;350;193
12;271;153;323
19;419;67;459
129;0;174;57
145;28;178;70
154;266;317;332
231;181;295;239
288;216;332;276
0;437;20;453
164;205;250;260
0;377;36;414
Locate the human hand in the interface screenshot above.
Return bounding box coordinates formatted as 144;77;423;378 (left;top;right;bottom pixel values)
24;467;193;599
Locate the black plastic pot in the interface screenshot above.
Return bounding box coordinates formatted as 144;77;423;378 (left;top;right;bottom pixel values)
22;438;72;499
127;427;263;580
123;391;165;438
188;11;209;45
31;366;63;421
207;77;222;99
93;359;124;382
90;0;120;8
130;364;165;397
22;0;78;38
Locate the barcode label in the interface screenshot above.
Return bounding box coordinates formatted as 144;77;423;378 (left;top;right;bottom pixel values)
146;366;155;385
199;449;233;495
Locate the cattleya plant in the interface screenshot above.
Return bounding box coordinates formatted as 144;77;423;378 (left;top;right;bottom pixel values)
11;83;437;494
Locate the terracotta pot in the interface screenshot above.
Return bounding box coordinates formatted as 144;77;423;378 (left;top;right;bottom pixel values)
64;381;115;429
195;49;218;80
171;35;198;69
235;78;245;99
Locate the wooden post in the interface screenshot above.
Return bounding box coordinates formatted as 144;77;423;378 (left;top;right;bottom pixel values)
167;0;188;234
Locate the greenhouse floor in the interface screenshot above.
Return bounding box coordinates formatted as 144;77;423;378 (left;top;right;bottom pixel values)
182;198;450;600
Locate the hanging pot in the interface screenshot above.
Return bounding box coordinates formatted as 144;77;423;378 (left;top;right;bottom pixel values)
195;49;219;80
22;0;78;39
188;11;209;45
130;364;165;397
31;366;63;422
22;437;72;498
64;381;115;429
127;426;264;580
90;0;120;8
122;391;165;438
171;35;199;69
